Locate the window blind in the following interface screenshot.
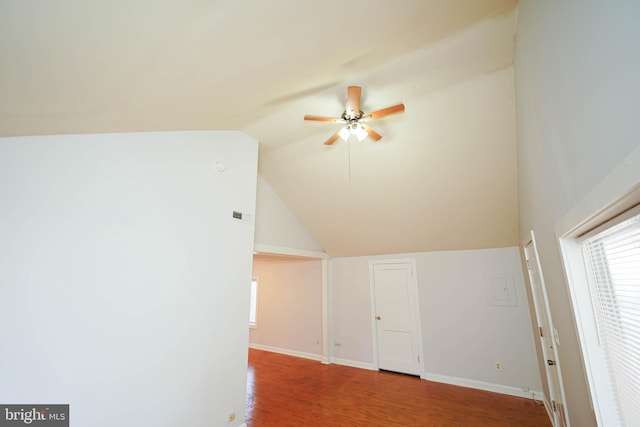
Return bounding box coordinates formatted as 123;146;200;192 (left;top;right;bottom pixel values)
583;212;640;426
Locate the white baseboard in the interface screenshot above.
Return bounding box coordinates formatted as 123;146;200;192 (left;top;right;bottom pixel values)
422;372;544;400
248;344;375;370
531;390;545;401
237;423;247;427
248;343;322;361
329;357;377;371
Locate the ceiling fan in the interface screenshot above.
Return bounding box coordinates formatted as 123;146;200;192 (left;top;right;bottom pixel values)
304;86;405;145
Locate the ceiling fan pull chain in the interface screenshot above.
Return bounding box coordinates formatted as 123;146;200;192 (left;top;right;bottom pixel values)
348;138;352;182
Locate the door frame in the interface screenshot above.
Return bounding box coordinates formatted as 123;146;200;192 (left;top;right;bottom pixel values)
252;243;330;363
522;231;569;426
368;258;425;376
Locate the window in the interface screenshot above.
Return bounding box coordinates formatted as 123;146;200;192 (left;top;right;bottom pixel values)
580;209;640;426
556;147;640;426
249;278;258;329
559;200;640;426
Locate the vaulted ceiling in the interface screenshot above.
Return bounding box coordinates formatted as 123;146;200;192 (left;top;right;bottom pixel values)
0;0;519;257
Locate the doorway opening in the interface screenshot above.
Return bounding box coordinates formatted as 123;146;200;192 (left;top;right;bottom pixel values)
249;250;327;361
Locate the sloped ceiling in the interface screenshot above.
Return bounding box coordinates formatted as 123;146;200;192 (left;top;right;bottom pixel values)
0;0;518;257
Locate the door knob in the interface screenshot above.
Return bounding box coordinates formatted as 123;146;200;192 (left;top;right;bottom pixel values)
376;316;382;320
547;359;556;366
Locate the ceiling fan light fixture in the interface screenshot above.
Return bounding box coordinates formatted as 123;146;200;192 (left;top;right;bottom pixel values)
353;124;368;141
339;123;368;141
338;127;351;141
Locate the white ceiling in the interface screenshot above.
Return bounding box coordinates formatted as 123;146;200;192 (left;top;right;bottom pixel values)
0;0;519;257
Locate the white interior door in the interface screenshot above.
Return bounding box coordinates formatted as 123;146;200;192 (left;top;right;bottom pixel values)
370;260;423;376
524;231;569;427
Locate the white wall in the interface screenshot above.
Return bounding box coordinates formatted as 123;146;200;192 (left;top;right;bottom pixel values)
515;1;640;425
254;175;324;252
0;131;257;427
249;259;322;358
330;247;542;397
329;257;376;366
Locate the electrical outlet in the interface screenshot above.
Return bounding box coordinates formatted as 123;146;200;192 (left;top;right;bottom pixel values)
495;362;502;371
227;413;235;422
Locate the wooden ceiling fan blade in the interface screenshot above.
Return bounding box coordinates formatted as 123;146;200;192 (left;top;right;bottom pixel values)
324;130;342;145
363;103;405;121
304;114;346;123
346;86;362;117
362;124;382;141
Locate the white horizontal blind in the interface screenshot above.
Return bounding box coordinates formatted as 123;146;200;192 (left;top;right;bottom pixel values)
583;212;640;427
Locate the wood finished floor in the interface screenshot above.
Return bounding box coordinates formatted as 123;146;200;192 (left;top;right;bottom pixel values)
246;349;551;427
